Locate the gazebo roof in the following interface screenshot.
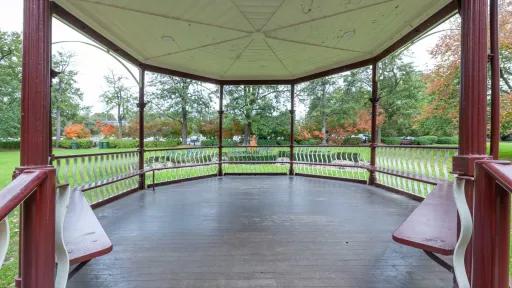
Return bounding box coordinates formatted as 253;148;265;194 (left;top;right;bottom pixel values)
53;0;456;84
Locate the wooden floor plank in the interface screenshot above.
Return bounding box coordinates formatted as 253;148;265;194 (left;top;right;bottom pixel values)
69;176;453;288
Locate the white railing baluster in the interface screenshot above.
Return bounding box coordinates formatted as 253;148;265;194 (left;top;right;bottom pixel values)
0;218;9;269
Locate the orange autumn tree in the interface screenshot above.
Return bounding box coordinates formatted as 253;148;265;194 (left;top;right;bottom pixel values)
327;109;385;144
95;121;117;138
351;109;385;133
63;123;91;139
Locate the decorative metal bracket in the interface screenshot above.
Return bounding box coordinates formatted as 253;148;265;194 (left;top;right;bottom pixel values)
369;97;380;104
452;177;472;288
136;101;148;109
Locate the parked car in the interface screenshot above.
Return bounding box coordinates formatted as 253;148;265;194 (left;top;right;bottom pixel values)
400;136;415;145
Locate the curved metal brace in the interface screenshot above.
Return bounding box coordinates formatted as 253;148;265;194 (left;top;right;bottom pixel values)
452;177;472;288
55;185;71;288
52;40;140;86
0;217;10;268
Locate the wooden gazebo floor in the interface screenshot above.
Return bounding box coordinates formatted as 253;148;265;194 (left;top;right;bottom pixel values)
68;176;453;288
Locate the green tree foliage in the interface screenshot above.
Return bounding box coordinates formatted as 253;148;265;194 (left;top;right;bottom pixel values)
224;85;289;144
298;76;341;144
51;51;84;144
297;54;424;141
378;54;427;136
100;71;135;138
147;75;214;142
0;30;22;138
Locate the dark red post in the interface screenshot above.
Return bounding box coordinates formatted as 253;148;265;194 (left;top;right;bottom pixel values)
289;84;295;175
218;84;224;176
452;0;489;283
19;0;55;287
138;68;146;189
489;0;500;159
21;0;52;166
473;161;510;288
369;62;379;185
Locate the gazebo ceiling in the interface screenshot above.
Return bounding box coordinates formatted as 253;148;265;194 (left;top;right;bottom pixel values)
53;0;455;83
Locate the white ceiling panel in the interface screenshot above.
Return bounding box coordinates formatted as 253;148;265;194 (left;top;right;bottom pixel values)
54;0;454;81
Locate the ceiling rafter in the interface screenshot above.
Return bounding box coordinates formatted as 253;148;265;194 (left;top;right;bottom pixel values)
265;35;366;54
74;0;254;34
258;0;286;32
263;38;293;77
144;35;251;61
228;0;257;32
263;0;396;33
222;39;255;77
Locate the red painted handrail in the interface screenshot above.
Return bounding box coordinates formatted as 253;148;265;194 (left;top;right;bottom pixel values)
472;160;512;288
478;161;512;193
0;170;48;221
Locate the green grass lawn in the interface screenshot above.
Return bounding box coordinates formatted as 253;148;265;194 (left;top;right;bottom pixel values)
0;142;512;285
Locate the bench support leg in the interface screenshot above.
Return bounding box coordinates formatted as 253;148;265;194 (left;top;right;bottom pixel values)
423;250;453;273
68;260;91;280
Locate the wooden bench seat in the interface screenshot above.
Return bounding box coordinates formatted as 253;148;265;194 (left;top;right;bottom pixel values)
392;181;457;256
64;187;112;265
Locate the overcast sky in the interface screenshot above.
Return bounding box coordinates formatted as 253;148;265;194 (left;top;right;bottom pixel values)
0;1;451;114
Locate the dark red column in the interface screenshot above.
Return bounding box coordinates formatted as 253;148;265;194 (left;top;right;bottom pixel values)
289;84;295;175
19;0;55;287
489;0;500;159
21;0;52;166
369;62;379;185
138;68;146;189
452;0;489;284
218;84;224;176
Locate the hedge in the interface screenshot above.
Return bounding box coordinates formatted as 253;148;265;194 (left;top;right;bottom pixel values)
257;139;290;146
342;137;363;145
0;140;20;149
296;139;322;145
55;139;94;149
145;139;182;148
381;137;402;145
415;136;438;145
436;136;458;144
105;139;182;148
200;139;237;146
106;139;138;148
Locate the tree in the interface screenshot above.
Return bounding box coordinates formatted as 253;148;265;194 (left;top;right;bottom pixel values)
100;71;135;138
0;30;22;138
419;3;512;137
96;121;117;138
63;123;91;139
298;76;340;144
224;85;289;144
415;18;460;136
51;51;84;145
147;75;214;143
377;54;427;136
